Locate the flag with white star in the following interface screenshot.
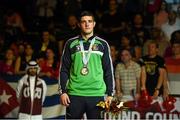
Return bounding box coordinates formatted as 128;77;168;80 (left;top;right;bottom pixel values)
0;75;66;119
0;78;19;118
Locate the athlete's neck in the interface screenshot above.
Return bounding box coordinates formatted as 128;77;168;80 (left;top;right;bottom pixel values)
81;32;94;41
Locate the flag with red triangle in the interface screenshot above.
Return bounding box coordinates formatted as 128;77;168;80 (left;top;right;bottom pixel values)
0;78;19;118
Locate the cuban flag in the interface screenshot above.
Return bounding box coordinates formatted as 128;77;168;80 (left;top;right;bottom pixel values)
0;78;19;118
0;75;66;119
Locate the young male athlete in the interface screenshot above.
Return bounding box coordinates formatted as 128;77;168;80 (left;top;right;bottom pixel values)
59;11;114;119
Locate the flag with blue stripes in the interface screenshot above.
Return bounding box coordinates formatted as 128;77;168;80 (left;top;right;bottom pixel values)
0;74;66;119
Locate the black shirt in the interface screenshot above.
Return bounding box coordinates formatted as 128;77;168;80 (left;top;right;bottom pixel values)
139;55;165;96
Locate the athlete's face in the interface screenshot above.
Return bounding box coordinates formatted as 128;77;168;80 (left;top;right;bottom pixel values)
79;16;95;35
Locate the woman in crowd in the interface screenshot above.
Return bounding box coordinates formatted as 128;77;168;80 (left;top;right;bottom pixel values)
0;49;16;75
38;48;60;79
118;32;142;62
14;43;36;75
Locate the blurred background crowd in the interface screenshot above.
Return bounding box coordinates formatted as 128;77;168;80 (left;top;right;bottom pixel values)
0;0;179;85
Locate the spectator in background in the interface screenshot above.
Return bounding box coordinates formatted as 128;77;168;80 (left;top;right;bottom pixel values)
140;41;165;99
164;30;180;58
17;42;25;57
109;43;119;72
153;0;169;29
118;32;142;62
0;34;5;60
131;13;150;47
15;43;36;75
115;49;141;102
65;14;80;39
161;10;180;41
57;0;81;22
57;14;80;56
3;10;26;48
4;10;26;32
16;61;47;120
170;1;180;13
35;30;57;61
143;27;170;57
0;49;16;75
145;0;162;27
39;48;60;79
165;36;180;96
35;0;57;25
123;0;143;22
100;0;123;43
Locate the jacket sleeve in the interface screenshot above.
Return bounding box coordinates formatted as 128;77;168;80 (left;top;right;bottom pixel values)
58;41;71;94
102;41;114;96
42;80;47;103
16;75;27;101
16;79;23;99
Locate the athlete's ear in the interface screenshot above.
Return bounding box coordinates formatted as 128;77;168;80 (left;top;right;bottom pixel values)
94;21;96;27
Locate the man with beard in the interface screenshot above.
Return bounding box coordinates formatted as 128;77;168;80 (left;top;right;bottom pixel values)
16;61;47;119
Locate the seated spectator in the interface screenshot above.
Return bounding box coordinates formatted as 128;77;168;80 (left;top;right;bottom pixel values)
165;37;180;96
140;41;165;99
164;30;180;57
17;42;25;57
0;49;16;75
109;43;119;71
161;10;180;42
39;48;60;79
35;30;58;60
130;13;150;47
115;49;141;102
153;1;168;29
57;14;80;56
118;32;142;62
0;34;5;60
100;0;123;43
14;43;36;75
3;10;26;48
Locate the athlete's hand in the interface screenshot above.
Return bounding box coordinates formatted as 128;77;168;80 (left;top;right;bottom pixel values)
60;93;70;106
105;96;113;109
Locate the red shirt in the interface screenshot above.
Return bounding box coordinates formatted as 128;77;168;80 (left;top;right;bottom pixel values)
39;60;60;79
0;61;15;75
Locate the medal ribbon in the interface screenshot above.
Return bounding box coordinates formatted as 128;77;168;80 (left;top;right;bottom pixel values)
79;37;96;67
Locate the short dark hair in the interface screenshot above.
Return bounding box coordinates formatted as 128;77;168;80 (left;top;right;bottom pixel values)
78;11;95;22
120;48;133;57
170;30;180;45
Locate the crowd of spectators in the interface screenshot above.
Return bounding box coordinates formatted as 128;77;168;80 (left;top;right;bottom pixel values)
0;0;180;97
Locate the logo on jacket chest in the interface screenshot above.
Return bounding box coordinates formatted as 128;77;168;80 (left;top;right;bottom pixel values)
23;87;42;99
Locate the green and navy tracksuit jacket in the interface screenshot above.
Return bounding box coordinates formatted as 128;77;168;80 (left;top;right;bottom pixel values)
59;35;114;96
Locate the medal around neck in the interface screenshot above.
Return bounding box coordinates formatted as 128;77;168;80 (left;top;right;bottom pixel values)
81;66;89;75
79;37;96;76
